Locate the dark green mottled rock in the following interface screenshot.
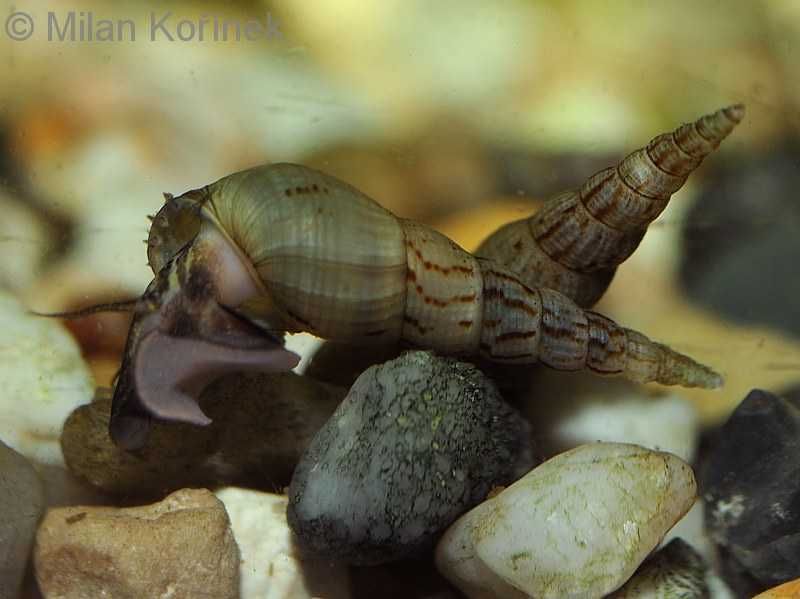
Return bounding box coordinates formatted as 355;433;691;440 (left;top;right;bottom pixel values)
1;439;45;598
703;389;800;596
288;351;534;565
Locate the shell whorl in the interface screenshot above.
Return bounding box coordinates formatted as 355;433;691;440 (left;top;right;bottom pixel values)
477;104;745;307
205;164;409;341
576;103;744;233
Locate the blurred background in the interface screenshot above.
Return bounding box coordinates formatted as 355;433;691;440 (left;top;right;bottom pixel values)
2;0;799;427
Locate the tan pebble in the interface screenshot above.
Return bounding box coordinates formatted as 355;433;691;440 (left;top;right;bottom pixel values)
753;578;800;598
60;396;218;498
61;372;342;497
34;488;240;599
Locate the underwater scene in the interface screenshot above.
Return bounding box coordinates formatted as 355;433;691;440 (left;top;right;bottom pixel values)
1;1;799;598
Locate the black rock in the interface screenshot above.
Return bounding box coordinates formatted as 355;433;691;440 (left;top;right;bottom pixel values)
702;388;800;596
287;351;534;565
678;144;800;338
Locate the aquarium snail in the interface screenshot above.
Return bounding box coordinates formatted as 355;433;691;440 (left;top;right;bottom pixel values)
106;104;743;449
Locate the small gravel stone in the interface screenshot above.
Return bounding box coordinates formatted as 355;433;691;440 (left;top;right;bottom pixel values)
0;439;46;599
61;372;343;498
0;291;103;507
288;350;534;565
305;340;402;387
206;372;344;485
752;577;800;598
436;442;697;599
609;538;709;598
703;389;800;595
60;395;218;498
0;293;94;467
215;487;350;599
34;488;239;599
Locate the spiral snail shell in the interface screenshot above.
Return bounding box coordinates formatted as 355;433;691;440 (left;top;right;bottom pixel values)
111;105;743;449
478;104;745;306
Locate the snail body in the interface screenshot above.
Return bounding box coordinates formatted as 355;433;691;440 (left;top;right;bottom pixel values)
151;164;716;377
113;105;743;448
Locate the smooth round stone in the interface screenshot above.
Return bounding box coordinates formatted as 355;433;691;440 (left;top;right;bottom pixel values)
434;498;528;599
34;488;239;598
0;292;103;507
0;292;94;467
288;351;534;565
61;372;343;498
436;442;696;599
206;372;344;485
0;439;46;599
60;396;219;499
305;340;403;388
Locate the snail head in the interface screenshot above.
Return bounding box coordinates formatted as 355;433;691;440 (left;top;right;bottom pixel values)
36;189;299;450
108;222;300;450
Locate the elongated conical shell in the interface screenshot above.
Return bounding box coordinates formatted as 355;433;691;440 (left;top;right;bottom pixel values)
140;161;725;394
576;103;744;233
477;105;745;307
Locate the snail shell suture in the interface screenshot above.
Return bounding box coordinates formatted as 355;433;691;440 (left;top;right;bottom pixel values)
112;105;743;448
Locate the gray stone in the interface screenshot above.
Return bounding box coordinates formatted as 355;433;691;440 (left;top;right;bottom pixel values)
703;389;800;596
288;351;533;565
0;439;45;599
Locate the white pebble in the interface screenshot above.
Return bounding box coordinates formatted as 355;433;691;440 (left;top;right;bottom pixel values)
0;292;94;465
436;443;696;599
0;292;104;507
216;487;350;599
